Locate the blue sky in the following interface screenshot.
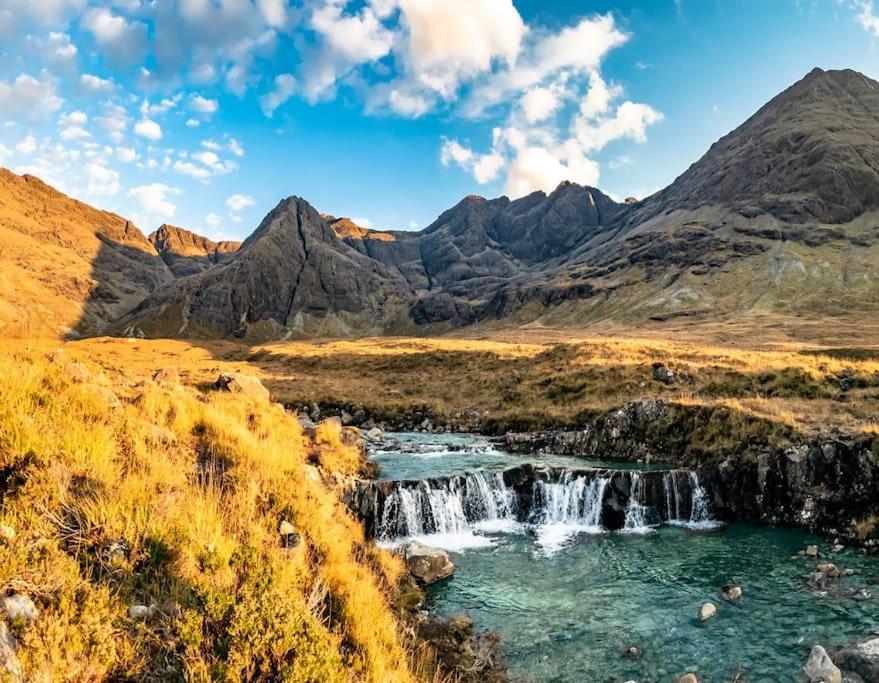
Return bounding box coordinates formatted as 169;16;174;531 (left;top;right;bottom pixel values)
1;0;878;240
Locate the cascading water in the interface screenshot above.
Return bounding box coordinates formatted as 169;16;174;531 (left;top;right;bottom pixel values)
375;471;518;548
622;472;655;533
530;472;609;552
661;470;720;529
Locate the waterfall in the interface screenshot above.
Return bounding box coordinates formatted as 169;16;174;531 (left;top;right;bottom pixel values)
532;472;608;529
688;472;714;526
375;471;518;545
622;472;655;533
661;470;719;529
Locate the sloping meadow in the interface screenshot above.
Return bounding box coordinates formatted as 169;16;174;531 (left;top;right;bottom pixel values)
0;350;425;681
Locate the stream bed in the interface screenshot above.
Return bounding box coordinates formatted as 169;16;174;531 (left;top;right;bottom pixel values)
370;433;879;682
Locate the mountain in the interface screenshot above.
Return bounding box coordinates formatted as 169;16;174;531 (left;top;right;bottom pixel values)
149;224;241;277
12;67;879;341
118;197;414;338
0;168;172;338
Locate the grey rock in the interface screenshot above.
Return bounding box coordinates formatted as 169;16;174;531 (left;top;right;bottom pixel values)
721;584;743;603
213;373;270;402
2;595;37;624
803;644;841;683
404;541;454;585
834;637;879;681
0;620;22;682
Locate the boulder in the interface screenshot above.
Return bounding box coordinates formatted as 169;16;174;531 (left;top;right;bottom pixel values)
0;620;22;682
675;674;699;683
279;520;300;548
652;363;676;384
128;604;153;620
803;644;841;683
404;541;454;585
817;563;842;580
213;373;270;402
833;637;879;681
806;545;820;558
152;368;180;388
2;595;38;624
297;415;317;430
366;427;384;441
721;585;743;603
697;602;717;621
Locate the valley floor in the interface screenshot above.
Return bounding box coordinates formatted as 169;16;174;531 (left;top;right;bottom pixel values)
33;325;879;438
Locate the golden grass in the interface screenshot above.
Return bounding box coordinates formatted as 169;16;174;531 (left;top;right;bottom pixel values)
0;349;419;681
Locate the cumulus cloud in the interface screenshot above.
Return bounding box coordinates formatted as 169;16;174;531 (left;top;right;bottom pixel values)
436;14;661;198
16;135;36;154
189;93;219;117
134;119;162;141
0;74;63;119
95;102;129;144
854;0;879;35
128;183;180;219
259;73;296;116
116;146;137;163
84;160;119;195
81;7;148;66
80;73;115;93
206;212;222;227
226;193;255;212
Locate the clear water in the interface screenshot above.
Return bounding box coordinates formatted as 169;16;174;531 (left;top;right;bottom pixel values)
427;525;879;682
371;432;670;481
372;434;879;682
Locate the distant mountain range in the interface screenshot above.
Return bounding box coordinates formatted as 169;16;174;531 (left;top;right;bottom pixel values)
2;67;878;340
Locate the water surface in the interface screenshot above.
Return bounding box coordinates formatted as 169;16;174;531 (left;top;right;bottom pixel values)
372;433;879;682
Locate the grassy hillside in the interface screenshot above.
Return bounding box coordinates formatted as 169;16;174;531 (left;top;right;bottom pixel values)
0;348;439;681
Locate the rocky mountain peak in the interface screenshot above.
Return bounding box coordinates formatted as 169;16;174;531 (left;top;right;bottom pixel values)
636;67;879;224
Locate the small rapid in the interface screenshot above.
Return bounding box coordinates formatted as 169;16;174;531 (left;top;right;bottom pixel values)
357;463;721;553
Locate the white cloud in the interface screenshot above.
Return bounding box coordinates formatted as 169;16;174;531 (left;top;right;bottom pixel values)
854;0;879;36
16;135;36;154
134;119;163;141
259;73;296;116
95;103;129;143
47;31;77;61
128;183;181;219
189;93;219;117
227;137;244;157
185;118;200;127
173;160;211;181
80;73;115;93
192;150;236;174
436;13;661;199
574;100;664;152
116;147;137;163
226;193;255;212
521;86;561;123
0;74;63;119
206;212;222;227
0;142;9;164
60;110;87;126
140;95;181;118
201;139;222;151
59;126;90;141
81;7;148;66
84;161;120;195
350;216;374;229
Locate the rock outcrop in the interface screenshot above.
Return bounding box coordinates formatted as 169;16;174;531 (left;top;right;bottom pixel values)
149;224;240;277
404;541;455;585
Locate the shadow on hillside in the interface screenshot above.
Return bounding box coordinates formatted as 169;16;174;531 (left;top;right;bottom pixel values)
68;233;175;340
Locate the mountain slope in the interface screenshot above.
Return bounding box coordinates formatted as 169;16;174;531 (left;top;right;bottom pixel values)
118;196;415;339
0;168;172;338
149;224;241;277
632;67;879;225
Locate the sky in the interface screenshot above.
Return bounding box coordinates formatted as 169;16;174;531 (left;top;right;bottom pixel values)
1;0;879;241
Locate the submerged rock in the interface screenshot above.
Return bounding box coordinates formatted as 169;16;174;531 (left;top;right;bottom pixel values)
626;645;641;660
806;545;821;558
698;602;717;621
721;584;743;603
675;674;699;683
803;644;841;683
404;541;454;585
